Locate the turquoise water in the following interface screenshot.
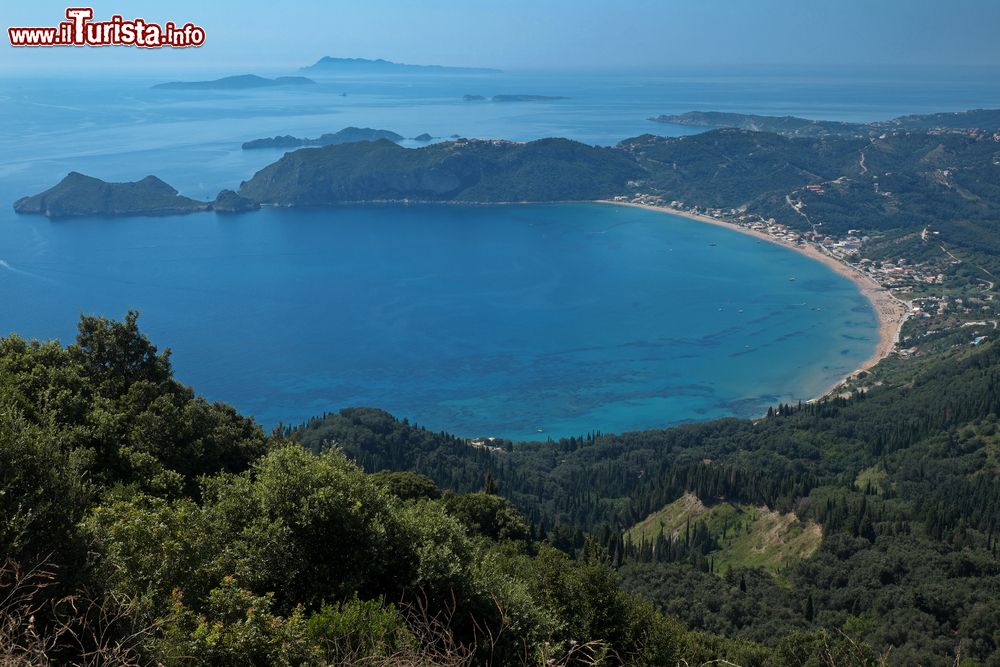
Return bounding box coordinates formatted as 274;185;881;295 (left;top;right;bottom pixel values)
3;66;996;438
0;202;875;439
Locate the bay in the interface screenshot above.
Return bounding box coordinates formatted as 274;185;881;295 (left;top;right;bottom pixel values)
5;64;994;437
0;202;875;439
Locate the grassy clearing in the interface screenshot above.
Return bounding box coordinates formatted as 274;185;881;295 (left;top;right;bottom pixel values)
627;493;822;576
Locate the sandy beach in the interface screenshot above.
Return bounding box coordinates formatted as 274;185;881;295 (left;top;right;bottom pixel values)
597;200;910;400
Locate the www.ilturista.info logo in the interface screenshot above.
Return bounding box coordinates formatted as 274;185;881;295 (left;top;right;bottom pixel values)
8;8;205;48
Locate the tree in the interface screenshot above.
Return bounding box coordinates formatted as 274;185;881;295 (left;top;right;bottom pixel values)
483;471;499;495
71;311;171;395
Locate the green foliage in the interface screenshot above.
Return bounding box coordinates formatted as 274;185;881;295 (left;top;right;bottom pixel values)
158;577;317;667
369;469;441;500
0;406;90;579
306;597;415;662
14;171;208;218
12;313;1000;664
208;445;418;607
295;340;1000;664
0;312;267;494
443;492;531;542
71;310;172;395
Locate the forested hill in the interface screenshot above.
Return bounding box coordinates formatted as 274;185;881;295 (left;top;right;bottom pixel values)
236;137;643;205
294;337;1000;664
14;172;211;218
620;128;1000;281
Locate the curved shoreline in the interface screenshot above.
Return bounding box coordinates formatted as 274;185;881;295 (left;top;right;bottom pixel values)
596;200;910;401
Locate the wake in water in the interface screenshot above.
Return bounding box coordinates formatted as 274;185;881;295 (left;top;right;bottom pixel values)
0;259;59;285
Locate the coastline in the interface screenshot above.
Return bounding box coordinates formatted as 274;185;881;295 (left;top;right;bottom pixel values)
596;200;910;401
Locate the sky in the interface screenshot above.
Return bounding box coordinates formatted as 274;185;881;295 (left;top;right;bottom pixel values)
2;0;1000;72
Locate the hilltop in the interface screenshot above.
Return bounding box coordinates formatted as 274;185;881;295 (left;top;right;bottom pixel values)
13;173;258;218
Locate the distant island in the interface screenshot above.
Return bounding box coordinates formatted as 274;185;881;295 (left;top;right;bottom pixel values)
463;94;569;103
13;173;257;218
303;57;501;75
652;108;1000;137
152;75;316;90
242;127;407;150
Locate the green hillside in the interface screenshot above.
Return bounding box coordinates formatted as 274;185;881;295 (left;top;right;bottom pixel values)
236;137;643;205
626;493;822;576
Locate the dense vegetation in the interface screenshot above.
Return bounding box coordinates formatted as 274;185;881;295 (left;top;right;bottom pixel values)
295;336;1000;665
622;129;1000;244
13;172;210;218
4;313;893;666
236;137;644;205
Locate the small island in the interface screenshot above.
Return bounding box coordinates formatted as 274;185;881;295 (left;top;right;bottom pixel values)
152;75;316;90
241;127;406;150
13;173;258;218
211;189;260;213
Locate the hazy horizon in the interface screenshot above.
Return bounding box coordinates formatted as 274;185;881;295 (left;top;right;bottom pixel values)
3;0;999;72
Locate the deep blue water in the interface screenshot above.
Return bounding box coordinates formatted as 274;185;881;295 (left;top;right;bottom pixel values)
2;65;997;438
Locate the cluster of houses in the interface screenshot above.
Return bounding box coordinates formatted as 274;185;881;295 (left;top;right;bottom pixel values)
856;258;945;289
469;436;507;454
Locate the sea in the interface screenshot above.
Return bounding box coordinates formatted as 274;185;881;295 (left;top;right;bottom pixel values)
2;65;999;439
